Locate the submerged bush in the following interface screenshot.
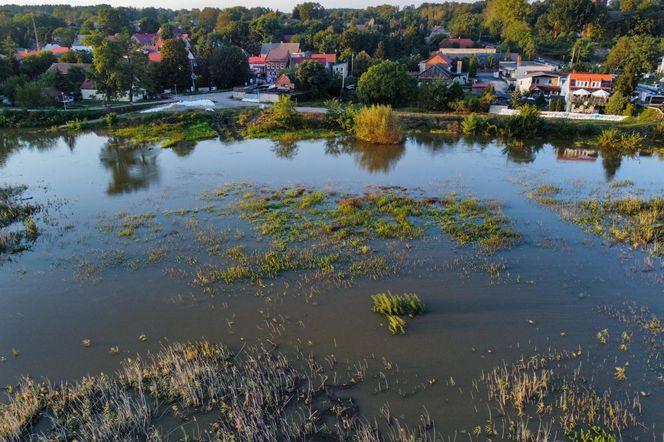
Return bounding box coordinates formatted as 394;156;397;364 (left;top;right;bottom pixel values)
502;104;543;138
597;128;644;155
461;113;482;135
353;105;403;144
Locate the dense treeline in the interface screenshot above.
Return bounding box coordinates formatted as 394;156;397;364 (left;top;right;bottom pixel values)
0;0;662;110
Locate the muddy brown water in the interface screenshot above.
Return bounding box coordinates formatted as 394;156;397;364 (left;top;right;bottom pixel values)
1;130;663;438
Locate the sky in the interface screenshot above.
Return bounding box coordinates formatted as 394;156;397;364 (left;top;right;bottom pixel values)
0;0;431;12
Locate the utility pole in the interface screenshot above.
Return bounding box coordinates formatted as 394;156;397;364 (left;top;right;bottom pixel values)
31;13;40;51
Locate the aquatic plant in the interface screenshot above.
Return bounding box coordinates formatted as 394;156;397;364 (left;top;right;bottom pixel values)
371;292;425;335
353;105;404;145
371;292;425;317
386;315;407;335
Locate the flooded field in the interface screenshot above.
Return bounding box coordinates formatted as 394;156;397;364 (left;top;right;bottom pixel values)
1;129;663;440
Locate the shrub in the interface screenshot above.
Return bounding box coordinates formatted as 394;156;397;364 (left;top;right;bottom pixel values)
597;128;645;155
101;112;118;128
605;91;629;115
353;105;403;144
503;104;543;137
461;113;482;135
324;98;357;131
417;80;464;112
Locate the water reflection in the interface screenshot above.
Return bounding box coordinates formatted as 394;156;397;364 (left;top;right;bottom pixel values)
0;129;659;189
99;138;159;194
0;130;60;167
324;137;405;173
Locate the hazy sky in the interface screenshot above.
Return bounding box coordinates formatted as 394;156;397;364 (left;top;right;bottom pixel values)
1;0;431;12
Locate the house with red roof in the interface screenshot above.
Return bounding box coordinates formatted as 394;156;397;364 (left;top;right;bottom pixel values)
248;56;266;74
562;72;614;113
418;52;454;73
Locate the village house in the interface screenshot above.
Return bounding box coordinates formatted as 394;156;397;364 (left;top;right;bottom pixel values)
516;72;565;95
561;72;614;113
275;73;296;91
80;78;147;102
248;56;266;75
499;57;558;81
418;52;454;73
71;35;92;52
265;46;291;79
259;42;300;58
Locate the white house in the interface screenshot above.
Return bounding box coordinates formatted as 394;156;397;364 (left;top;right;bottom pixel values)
516;72;565;95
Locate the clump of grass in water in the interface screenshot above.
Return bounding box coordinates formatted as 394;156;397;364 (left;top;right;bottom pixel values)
371;292;425;335
372;292;425;317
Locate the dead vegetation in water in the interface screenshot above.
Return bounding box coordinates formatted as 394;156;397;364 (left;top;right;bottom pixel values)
0;184;40;259
480;348;641;439
1;341;441;441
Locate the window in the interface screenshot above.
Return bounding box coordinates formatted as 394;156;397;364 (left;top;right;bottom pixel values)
591;81;601;88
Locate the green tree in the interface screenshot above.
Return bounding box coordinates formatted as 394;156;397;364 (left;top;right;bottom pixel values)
19;51;57;79
250;13;283;43
417;80;464;111
90;39;130;102
292;3;325;21
138;17;160;34
357;60;416;107
547;0;594;36
206;45;249;89
352;50;372;77
159;38;191;92
606;35;659;73
199;8;219;30
605;91;630;115
502;20;535;59
96;6;131;35
296;60;331;97
613;64;638;97
15;81;46;108
448;12;481;38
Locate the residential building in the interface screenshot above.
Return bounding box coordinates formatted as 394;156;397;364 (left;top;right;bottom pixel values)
311;53;337;67
516;72;565;95
80;78;146;101
275;73;296;91
71;35;92;53
417;63;453;81
265;46;292;79
260;42;300;58
438;47;496;57
132;33;158;46
418;52;454;73
248;56;266;75
333;62;349;79
499;57;557;81
635;84;664;107
561;72;614;113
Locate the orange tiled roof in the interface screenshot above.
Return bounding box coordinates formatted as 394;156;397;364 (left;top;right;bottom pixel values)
569;72;613;82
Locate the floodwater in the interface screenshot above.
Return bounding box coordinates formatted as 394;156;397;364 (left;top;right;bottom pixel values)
1;130;663;438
